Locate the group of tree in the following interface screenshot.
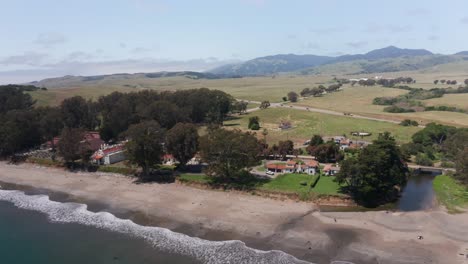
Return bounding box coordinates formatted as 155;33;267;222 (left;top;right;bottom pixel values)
305;135;343;163
399;119;419;127
199;128;262;183
232;101;248;114
262;140;295;160
354;77;415;87
336;132;409;207
287;91;299;102
300;83;342;98
400;123;468;183
0;85;62;157
0;85;274;183
259;100;270;109
435;80;459;85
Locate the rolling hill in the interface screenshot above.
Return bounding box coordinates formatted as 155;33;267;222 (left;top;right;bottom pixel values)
210;46;468;76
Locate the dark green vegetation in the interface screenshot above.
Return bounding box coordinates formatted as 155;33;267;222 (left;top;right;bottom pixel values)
336;133;409;207
400;119;419;127
248;116;260;130
123;121;166;177
305;135;343;163
0;86;233;175
165;123;199;169
199;128;262;183
401;123;468;185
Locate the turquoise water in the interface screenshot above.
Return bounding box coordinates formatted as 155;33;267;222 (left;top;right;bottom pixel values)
0;189;311;264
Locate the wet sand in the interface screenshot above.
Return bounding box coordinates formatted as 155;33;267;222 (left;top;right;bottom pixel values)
1;162;467;264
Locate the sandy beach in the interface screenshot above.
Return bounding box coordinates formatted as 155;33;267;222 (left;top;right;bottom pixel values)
1;162;467;264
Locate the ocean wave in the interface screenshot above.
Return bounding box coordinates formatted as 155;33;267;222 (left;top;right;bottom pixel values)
0;189;313;264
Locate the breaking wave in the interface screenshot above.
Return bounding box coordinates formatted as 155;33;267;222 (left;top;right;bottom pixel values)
0;189;312;264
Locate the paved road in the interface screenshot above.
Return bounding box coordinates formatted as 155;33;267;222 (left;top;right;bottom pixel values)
241;99;426;127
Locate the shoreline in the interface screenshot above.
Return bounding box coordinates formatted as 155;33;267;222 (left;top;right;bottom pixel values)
1;162;468;264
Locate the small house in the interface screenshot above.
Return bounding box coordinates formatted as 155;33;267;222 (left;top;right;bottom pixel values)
163;154;177;165
266;163;287;173
266;159;320;175
45;131;104;152
304;160;320;175
323;164;340;176
92;144;126;165
284;160;297;173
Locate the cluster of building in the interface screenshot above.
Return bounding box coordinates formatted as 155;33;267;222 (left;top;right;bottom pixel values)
265;159;340;176
43;131;203;167
324;136;369;151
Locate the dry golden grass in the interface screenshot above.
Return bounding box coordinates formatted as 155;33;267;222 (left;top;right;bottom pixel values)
424;94;468;110
294;85;408;115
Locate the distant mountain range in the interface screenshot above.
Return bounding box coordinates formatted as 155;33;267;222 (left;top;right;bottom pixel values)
29;71;224;89
210;46;468;76
25;46;468;88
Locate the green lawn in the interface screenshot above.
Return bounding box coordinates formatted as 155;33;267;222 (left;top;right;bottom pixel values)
313;176;342;195
177;172;343;199
433;175;468;213
178;174;211;184
260;173;315;195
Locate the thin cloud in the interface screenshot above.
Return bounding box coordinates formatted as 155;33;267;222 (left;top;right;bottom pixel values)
0;51;48;66
364;24;412;33
461;17;468;24
131;47;152;54
309;26;347;35
304;42;320;50
35;32;67;47
346;41;368;49
427;35;439;41
407;8;429;16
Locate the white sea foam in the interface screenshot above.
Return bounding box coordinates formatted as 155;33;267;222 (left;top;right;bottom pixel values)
0;189;313;264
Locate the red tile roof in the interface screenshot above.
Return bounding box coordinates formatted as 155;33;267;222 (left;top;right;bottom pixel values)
306;160;319;168
266;163;286;170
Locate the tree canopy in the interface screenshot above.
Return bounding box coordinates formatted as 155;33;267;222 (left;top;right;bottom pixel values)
165;123;199;168
123;121;166;177
336;132;409;207
199;128;261;182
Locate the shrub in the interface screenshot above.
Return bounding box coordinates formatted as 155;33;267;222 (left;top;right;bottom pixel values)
415;153;434;166
384;105;415;113
400;119;419;127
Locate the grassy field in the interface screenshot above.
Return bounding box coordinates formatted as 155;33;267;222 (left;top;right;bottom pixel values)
295;85;407;115
29;74;335;105
313;176;342;195
294;85;468;127
259;173;316;195
433;175;468;213
26;71;468;127
224;107;421;144
424;94;468;111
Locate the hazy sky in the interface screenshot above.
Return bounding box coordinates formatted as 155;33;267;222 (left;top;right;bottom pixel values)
2;0;468;83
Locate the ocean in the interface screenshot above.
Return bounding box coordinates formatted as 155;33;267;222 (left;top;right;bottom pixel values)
0;189;312;264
